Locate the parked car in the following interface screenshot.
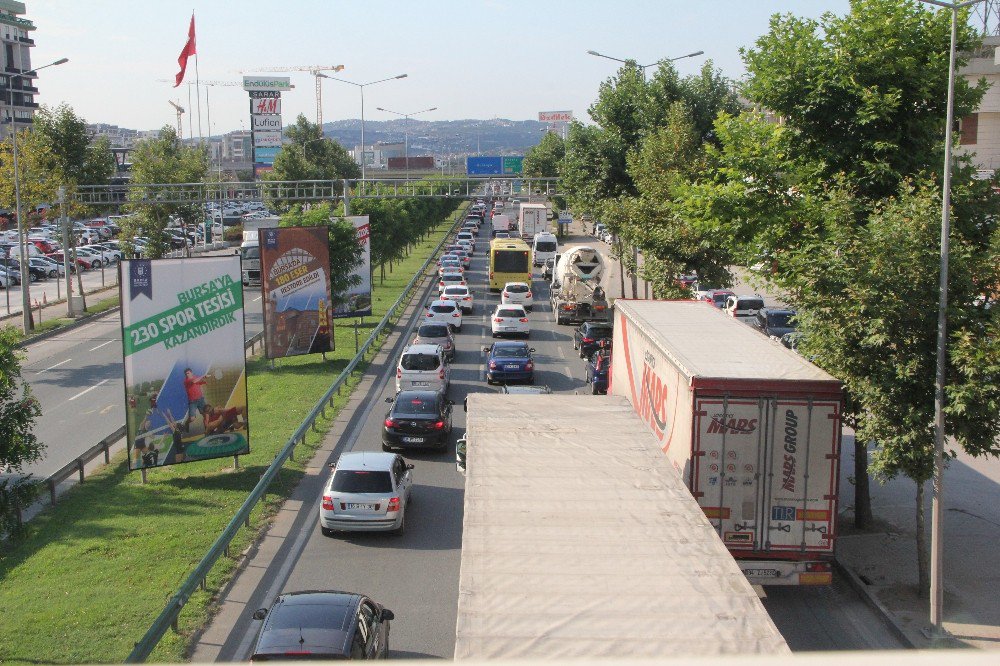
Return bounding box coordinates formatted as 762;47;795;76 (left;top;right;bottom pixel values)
699;289;735;309
441;284;474;314
6;259;45;282
676;273;699;289
412;323;455;361
753;307;798;339
585;345;611;395
382;390;453;450
72;247;104;268
47;251;92;270
483;340;536;385
500;281;534;311
251;590;393;660
424;299;463;331
395;343;450;394
30;256;63;278
725;294;766;323
490;304;530;339
319;452;413;536
573;321;614;359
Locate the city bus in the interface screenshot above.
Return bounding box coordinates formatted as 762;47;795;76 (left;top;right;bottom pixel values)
488;238;532;292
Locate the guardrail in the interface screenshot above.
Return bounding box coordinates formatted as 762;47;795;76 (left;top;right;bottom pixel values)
124;204;468;662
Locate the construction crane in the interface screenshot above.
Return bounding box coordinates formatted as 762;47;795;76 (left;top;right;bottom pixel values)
167;100;184;136
243;65;345;126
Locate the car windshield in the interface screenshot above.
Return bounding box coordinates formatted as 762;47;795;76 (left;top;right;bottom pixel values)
505;284;528;293
430;304;456;313
493;346;528;358
392;396;439;416
330;470;393;493
497;308;523;318
401;353;440;371
535;241;557;252
418;324;449;338
768;312;795;327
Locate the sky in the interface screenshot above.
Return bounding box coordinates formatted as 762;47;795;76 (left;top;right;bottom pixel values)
23;1;860;136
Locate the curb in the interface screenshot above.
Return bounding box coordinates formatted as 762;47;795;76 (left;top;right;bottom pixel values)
833;556;917;648
13;300;121;348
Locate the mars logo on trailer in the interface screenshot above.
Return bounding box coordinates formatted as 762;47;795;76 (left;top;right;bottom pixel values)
781;409;799;492
637;350;668;439
706;414;759;435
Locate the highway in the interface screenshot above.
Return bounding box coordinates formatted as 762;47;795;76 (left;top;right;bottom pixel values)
193;200;906;659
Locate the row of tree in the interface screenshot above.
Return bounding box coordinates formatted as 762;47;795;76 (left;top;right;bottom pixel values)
526;0;1000;593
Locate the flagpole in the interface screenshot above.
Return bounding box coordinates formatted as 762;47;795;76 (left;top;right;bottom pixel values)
187;82;194;140
194;52;203;145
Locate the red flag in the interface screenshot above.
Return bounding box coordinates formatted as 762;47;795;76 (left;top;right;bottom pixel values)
174;14;196;87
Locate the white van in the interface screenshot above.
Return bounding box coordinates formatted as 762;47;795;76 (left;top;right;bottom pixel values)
532;232;558;267
396;344;450;394
724;294;766;323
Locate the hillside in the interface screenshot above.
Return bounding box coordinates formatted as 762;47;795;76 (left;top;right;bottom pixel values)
321;118;551;155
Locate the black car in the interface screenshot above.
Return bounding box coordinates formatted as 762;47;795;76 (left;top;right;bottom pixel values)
572;321;614;359
251;590;393;661
382;389;453;450
754;307;797;338
7;259;46;282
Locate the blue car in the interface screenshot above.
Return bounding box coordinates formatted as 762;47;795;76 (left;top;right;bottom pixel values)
585;348;611;395
484;341;536;385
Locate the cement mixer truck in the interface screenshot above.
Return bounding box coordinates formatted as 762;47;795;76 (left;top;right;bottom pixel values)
549;245;610;325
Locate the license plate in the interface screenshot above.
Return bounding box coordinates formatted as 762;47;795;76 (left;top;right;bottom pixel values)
504;365;520;370
411;381;429;386
402;436;424;443
744;569;780;578
504;327;516;331
347;503;376;510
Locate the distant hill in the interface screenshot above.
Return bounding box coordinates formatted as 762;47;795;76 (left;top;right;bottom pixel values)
321;118;550;155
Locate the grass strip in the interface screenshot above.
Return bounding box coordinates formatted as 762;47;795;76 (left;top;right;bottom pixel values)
0;204;464;665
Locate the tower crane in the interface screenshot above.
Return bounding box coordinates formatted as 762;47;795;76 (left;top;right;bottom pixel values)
167;100;184;136
242;65;345;126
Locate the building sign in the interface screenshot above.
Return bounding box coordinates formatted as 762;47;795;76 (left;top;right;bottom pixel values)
260;226;334;359
252;115;282;131
251;97;281;115
243;76;292;92
249;90;282;99
120;256;250;470
253;131;283;148
539;110;573;122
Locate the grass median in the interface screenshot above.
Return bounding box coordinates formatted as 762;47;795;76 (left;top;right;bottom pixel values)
0;204;464;665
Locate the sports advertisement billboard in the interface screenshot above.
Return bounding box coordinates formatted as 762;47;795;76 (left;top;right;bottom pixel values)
260;226;334;358
120;257;249;470
333;215;372;318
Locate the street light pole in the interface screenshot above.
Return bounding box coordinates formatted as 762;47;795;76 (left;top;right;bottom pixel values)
7;57;68;332
320;73;407;184
917;0;984;636
376;106;437;182
586;48;704;80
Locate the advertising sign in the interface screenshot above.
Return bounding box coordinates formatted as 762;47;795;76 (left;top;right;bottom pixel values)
249;90;282;99
538;110;573;122
254;146;280;162
251;97;282;115
333;215;372;318
466;156;502;175
120;257;249;470
243;76;292;92
254;164;273;177
254;131;283;148
252;115;282;131
260;226;334;359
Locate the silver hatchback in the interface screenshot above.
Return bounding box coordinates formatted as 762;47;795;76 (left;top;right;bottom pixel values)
320;452;414;536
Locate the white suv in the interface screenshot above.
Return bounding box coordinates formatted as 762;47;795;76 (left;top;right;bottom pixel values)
424;299;463;331
441;284;474;314
491;304;530;338
396;344;450;394
501;282;534;311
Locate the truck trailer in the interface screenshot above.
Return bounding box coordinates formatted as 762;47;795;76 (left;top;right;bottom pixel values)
455;394;789;659
516;202;548;240
610;300;843;586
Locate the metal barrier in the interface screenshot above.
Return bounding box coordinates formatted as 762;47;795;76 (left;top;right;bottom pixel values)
124;204;468;662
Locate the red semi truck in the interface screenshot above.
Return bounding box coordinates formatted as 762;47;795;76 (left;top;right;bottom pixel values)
610;299;843;586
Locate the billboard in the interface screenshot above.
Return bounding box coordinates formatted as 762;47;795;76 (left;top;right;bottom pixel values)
120;257;249;470
333;215;372;318
260;226;334;359
243;76;292;92
538;110;573;122
388;156;435;170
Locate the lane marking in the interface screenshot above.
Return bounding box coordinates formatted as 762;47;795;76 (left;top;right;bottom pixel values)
563;365;573;379
38;358;71;373
558;346;566;359
100;404;117;415
89;340;116;351
68;379;109;401
253;295;262;303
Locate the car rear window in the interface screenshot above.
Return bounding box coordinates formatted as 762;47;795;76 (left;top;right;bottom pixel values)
392;396;439;416
497;308;523;318
430;304;456;313
331;470;393;493
493;346;528;358
768;312;795;327
401;353;440;371
535;241;557;252
738;298;765;311
505;284;529;293
443;286;467;295
587;326;613;337
418;324;449;338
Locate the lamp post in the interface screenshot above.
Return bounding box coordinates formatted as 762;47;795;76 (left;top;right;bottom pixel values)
376;105;437;182
917;0;984;636
319;73;407;183
6;56;69;332
586;49;704;80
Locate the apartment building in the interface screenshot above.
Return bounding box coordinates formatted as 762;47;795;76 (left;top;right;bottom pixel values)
0;0;36;140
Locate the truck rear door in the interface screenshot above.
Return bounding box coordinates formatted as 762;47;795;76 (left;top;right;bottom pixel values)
692;397;839;557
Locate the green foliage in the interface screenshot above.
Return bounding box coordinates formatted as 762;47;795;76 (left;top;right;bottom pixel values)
279;203;364;308
0;127;64;215
0;326;43;535
121;126;208;258
523;131;565;178
34;103;116;188
265;115;360;212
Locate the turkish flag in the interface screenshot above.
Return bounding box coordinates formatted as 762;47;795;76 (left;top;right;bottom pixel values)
174;14;196;87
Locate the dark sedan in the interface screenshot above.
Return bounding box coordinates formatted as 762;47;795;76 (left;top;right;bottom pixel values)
382;390;453;450
585;347;611;395
572;321;613;359
754;307;798;339
484;340;535;385
251;590;393;660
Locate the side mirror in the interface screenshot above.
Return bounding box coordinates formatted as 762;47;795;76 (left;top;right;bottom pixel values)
327;462;336;469
382;609;395;622
385;396;394;403
529;348;536;352
447;399;455;406
482;345;491;353
406;463;414;470
252;608;268;621
234;249;239;255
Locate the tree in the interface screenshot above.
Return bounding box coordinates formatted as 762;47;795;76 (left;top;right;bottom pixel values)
279;203;363;310
523;132;565;178
0;327;43;535
122;126;208;258
34;103;115;190
266;115;360;210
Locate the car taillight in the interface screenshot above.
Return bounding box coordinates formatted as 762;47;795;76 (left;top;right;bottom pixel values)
322;495;334;511
502;291;508;298
489;361;497;370
453;312;460;317
433;420;446;430
438;368;445;379
387;497;401;512
526;291;532;297
525;361;534;371
426;312;433;317
805;562;831;572
384;418;397;428
396;368;402;378
582;337;594;343
519;318;528;323
494;317;503;323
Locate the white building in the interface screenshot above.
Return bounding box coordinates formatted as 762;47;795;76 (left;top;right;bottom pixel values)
0;0;36;140
957;36;1000;172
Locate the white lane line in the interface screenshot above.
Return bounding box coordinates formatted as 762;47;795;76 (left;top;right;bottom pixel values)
89;340;116;351
253;295;262;302
558;345;566;359
38;358;71;373
68;378;109;401
563;365;573;379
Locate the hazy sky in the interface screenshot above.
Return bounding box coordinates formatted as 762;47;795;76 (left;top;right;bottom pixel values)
25;1;856;135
